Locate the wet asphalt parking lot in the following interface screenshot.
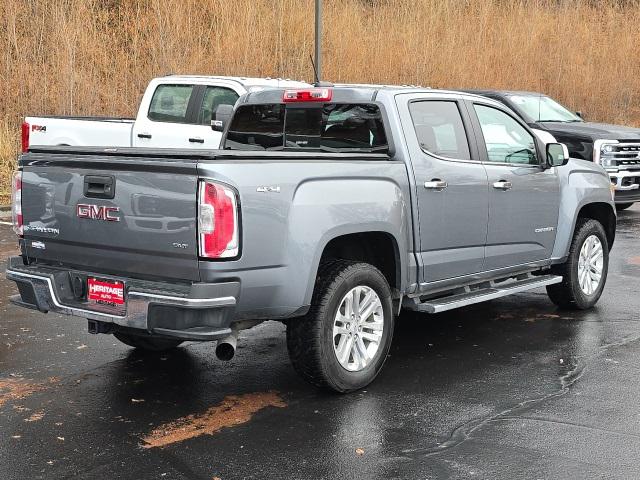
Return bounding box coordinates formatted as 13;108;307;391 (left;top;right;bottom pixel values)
0;206;639;480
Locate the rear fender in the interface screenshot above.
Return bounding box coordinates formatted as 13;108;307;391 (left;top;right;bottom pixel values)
286;177;410;306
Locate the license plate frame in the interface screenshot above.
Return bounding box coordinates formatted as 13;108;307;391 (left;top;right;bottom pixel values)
87;277;126;309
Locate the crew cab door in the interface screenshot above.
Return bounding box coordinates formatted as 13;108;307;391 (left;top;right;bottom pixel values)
397;94;489;283
467;101;560;270
181;83;240;147
132;82;240;149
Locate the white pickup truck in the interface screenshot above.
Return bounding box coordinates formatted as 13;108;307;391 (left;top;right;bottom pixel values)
21;76;309;151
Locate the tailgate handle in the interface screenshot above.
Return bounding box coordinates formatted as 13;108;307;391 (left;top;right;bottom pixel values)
84;175;115;199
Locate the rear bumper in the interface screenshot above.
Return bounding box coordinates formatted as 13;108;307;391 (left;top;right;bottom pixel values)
5;257;239;341
608;170;640;204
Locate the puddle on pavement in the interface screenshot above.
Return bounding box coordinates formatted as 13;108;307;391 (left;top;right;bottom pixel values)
497;311;572;322
142;391;287;448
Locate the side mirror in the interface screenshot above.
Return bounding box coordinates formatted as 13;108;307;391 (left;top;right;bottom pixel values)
546;142;570;167
211;104;234;132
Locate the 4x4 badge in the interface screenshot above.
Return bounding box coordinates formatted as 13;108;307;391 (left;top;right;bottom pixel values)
256;186;280;193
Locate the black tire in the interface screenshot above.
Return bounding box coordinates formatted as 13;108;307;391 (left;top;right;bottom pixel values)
113;332;183;352
546;218;609;310
286;260;394;393
616;203;634;211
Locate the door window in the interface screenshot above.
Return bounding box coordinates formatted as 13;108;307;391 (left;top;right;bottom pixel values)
474;104;538;165
409;101;471;160
147;84;194;123
197;87;240;125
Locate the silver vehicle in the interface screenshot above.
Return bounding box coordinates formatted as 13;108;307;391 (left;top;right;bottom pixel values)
7;86;616;392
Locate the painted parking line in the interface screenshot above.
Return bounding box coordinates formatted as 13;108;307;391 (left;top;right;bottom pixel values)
0;221;13;226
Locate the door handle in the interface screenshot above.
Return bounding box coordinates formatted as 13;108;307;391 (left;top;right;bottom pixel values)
492;180;513;191
137;132;152;139
189;137;205;144
424;179;448;191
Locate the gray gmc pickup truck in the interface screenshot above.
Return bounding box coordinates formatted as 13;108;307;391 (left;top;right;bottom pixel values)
7;86;616;392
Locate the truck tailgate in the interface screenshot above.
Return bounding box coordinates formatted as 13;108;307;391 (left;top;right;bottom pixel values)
20;149;199;282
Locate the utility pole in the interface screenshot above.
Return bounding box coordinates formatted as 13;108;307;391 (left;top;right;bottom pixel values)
314;0;322;83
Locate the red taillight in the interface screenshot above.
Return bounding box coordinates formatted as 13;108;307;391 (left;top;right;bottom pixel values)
282;88;332;103
198;180;239;258
21;122;29;153
11;171;23;236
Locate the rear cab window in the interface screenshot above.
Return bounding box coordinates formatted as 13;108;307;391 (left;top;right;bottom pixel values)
224;100;388;153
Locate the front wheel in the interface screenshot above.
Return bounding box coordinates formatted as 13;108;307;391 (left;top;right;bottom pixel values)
287;260;394;393
546;218;609;310
616;203;634;211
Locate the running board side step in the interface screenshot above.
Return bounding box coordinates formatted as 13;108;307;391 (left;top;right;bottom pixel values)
404;274;563;314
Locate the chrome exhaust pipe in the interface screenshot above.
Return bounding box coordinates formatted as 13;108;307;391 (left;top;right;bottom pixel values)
215;332;238;361
214;321;262;361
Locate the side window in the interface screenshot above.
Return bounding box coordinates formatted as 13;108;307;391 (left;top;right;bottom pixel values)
198;87;240;125
409;101;471;160
148;84;194;123
474;104;538;165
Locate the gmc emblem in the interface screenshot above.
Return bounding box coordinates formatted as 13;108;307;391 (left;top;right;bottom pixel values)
77;204;121;222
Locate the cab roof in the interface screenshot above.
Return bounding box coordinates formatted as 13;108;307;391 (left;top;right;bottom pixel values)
238;85;503;105
159;75;310;89
462;89;549;98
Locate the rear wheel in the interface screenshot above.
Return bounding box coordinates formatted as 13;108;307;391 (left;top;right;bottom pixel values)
113;332;183;352
287;260;394;393
616;203;634;211
546;218;609;309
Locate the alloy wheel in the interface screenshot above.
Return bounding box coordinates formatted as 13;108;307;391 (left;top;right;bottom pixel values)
332;285;384;372
577;234;604;295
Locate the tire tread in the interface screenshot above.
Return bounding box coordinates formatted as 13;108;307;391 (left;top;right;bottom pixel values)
546;218;608;310
287;260;392;392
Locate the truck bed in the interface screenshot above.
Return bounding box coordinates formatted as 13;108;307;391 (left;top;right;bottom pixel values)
25;116;134;148
29;115;134;122
18;145;401;294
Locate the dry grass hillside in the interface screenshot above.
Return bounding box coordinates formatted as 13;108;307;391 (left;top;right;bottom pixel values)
2;0;640;201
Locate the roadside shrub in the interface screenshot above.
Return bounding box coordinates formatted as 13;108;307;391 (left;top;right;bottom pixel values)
0;121;16;204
